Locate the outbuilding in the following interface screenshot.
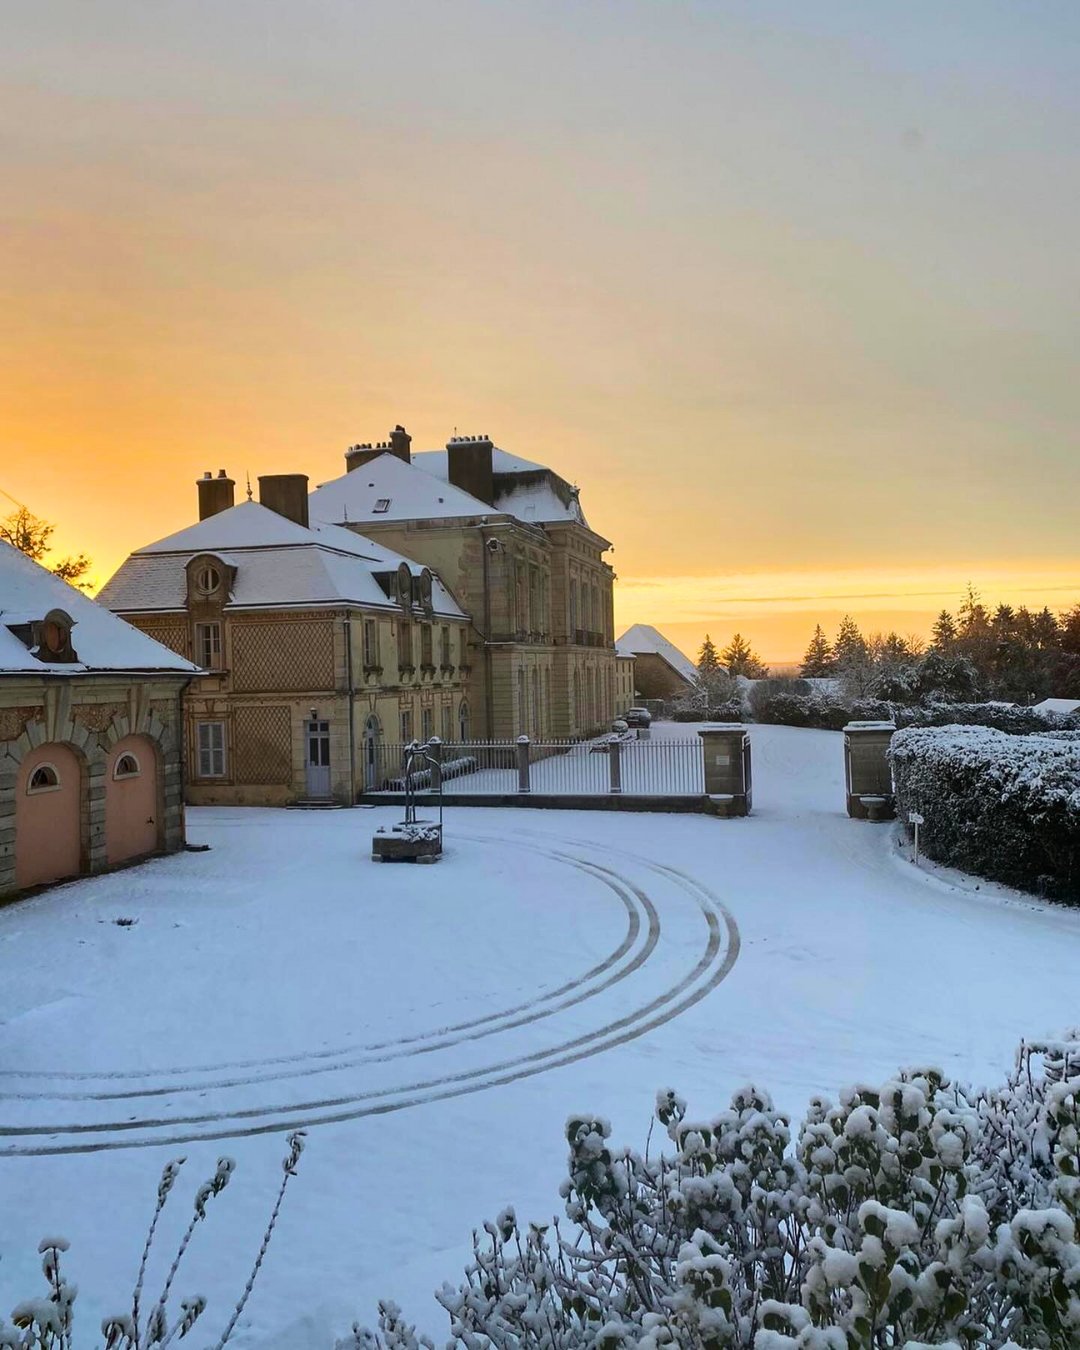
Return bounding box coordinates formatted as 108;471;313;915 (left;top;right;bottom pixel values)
1;542;196;900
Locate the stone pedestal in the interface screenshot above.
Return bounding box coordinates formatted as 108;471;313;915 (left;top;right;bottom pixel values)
843;721;896;820
698;724;751;817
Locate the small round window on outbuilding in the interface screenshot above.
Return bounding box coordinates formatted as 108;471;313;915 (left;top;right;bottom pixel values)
114;753;141;779
27;764;60;793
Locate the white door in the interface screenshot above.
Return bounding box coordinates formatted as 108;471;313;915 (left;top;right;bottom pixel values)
305;720;331;797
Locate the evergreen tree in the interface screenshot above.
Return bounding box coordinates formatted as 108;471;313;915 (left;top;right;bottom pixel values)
720;632;769;679
697;634;721;681
1;506;92;589
800;624;834;677
695;634;731;704
832;614;868;668
931;610;957;650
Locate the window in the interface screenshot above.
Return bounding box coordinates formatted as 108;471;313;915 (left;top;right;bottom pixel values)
569;580;578;634
420;625;433;667
459;628;469;666
442;704;452;742
195;622;222;670
196;564;221;595
440;626;451;667
373;498;391;513
27;764;60;793
458;700;470;742
421;707;434;741
400;709;413;743
196;722;227;778
363;619;379;667
398;620;413;668
113;752;141;779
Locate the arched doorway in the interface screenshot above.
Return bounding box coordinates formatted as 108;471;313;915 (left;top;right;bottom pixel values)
15;744;83;889
363;715;381;790
105;735;160;866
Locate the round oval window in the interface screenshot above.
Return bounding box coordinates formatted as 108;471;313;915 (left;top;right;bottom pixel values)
198;565;221;594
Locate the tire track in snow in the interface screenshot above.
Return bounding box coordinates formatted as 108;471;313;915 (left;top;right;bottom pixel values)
0;834;739;1156
0;841;655;1102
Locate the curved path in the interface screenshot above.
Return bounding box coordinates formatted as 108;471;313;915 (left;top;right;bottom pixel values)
0;830;739;1156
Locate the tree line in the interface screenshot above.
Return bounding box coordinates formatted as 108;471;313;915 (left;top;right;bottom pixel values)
798;584;1080;703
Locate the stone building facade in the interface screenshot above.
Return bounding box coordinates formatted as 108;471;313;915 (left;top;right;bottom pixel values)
310;429;618;741
99;473;470;804
1;543;193;900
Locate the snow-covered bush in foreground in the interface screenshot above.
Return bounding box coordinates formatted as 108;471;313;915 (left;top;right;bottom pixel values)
350;1035;1080;1349
0;1132;304;1350
891;726;1080;902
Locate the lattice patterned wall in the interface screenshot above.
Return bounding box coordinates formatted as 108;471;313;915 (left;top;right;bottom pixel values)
142;623;190;658
232;621;335;692
234;705;293;784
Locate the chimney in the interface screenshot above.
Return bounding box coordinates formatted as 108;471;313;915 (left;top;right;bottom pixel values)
446;434;494;505
345;442;379;473
258;473;310;528
389;424;412;463
197;469;235;521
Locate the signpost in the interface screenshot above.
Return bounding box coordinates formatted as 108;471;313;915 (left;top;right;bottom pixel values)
908;810;925;866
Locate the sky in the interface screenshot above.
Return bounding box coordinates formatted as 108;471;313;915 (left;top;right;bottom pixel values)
2;1;1078;663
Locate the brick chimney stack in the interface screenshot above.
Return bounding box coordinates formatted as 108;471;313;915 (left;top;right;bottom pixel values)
446;434;494;505
258;474;310;528
197;469;235;521
389;424;412;463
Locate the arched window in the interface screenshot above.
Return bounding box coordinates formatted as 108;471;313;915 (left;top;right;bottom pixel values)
113;752;141;779
517;669;526;734
27;764;60;793
458;700;470;743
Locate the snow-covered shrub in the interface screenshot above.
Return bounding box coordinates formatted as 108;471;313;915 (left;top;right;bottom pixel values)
897;703;1080;735
749;688;850;731
352;1035;1080;1348
1;1133;305;1350
891;725;1080;901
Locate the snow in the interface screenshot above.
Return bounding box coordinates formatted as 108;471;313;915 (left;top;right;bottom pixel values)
1;723;1079;1347
0;542;197;674
311;449;591;530
98;502;466;620
1034;697;1080;717
309;453;492;525
616;623;699;685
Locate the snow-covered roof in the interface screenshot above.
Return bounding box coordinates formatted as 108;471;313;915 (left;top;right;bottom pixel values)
615;625;699;685
1033;698;1080;716
98;501;466;619
310;453;492;526
310;447;591;530
0;542;198;675
413;448;589;527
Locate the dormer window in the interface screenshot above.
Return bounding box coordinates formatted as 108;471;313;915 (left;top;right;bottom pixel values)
9;609;80;664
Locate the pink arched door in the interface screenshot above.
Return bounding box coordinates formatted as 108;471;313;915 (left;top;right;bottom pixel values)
105;736;160;865
15;744;83;889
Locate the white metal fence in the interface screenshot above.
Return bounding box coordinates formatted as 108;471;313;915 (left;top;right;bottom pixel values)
369;735;705;798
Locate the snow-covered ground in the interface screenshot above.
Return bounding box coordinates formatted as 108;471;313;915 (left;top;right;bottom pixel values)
2;723;1078;1346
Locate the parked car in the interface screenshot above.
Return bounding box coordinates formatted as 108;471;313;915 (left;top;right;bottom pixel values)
624;707;652;727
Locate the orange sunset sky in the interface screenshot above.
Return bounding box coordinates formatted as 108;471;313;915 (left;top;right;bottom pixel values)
2;2;1077;664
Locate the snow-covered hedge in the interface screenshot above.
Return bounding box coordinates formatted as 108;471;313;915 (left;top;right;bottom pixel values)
747;691;1080;736
342;1033;1080;1348
891;725;1080;901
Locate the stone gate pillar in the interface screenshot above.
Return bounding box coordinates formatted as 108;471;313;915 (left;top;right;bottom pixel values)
697;724;751;817
843;721;896;820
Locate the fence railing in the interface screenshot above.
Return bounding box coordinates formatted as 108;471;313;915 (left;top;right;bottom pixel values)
369;735;705;798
